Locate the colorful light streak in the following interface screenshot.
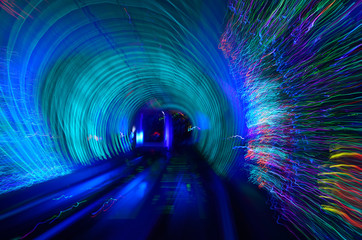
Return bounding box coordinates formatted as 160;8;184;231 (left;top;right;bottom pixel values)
21;200;87;239
91;198;118;218
220;0;361;239
52;194;73;201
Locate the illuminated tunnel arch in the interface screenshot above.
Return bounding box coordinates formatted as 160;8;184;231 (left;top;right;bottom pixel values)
1;0;361;239
0;0;242;189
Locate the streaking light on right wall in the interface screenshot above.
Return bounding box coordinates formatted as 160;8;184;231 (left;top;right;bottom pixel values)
220;0;361;239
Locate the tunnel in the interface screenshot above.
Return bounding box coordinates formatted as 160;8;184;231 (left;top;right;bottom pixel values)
0;0;360;239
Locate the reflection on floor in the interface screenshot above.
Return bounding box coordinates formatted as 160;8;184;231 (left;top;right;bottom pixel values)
0;147;296;240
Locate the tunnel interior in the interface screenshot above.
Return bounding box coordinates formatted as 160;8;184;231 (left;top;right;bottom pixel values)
0;0;361;240
132;108;194;150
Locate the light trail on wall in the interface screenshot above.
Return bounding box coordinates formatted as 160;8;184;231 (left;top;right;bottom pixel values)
220;0;361;239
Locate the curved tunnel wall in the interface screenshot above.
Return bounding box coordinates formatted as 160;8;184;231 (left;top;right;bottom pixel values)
0;0;243;193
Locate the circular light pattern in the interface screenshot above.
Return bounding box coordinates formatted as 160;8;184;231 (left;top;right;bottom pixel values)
0;0;242;194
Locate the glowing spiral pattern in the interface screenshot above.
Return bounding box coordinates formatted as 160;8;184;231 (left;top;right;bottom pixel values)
0;0;241;194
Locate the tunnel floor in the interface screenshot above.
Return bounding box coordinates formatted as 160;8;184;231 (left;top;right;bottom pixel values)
1;147;296;240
